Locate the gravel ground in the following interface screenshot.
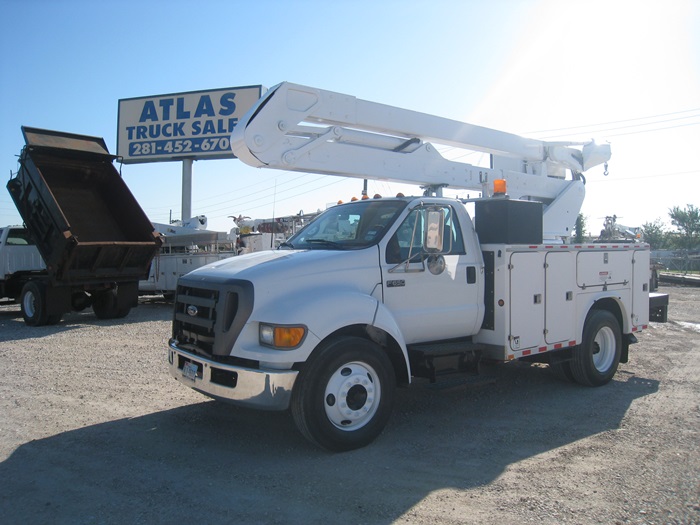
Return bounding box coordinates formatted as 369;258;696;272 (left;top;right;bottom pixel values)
0;285;698;525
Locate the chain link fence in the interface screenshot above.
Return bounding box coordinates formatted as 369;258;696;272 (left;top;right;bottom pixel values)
651;250;700;274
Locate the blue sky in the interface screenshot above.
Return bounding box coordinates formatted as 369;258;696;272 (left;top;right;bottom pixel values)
1;0;698;235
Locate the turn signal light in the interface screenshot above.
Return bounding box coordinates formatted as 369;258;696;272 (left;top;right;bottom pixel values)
260;324;306;349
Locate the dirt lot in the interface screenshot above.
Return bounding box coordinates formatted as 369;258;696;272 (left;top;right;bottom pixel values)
0;285;698;525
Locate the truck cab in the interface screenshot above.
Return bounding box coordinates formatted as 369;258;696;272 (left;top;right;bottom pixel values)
0;226;46;303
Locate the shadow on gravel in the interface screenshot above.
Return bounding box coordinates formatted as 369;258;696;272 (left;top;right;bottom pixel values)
0;364;659;525
0;299;173;342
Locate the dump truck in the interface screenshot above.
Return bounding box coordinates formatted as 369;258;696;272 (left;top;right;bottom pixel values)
3;127;161;326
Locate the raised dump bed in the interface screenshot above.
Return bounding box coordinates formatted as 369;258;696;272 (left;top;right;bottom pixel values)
5;126;161;325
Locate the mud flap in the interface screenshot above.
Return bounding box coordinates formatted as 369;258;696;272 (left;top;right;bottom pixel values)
621;333;637;364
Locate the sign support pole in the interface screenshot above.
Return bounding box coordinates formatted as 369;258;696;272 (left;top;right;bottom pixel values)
182;158;193;221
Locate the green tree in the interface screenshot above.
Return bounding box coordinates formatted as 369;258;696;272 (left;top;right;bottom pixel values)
574;213;586;243
642;219;667;250
669;204;700;249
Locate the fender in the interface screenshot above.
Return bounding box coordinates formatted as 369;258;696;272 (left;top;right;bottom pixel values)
371;300;411;384
277;289;378;339
576;290;630;340
247;288;381;363
252;287;411;383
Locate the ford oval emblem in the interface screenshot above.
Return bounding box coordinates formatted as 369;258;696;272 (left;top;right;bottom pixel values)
186;305;198;317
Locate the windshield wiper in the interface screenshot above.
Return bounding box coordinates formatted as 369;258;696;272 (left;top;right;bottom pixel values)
306;238;343;249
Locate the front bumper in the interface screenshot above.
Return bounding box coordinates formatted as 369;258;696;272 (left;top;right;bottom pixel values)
168;340;298;410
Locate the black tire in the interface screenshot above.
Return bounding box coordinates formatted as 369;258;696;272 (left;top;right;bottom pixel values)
550;359;575;383
570;309;621;387
71;291;91;312
650;269;659;292
20;281;49;326
92;289;130;319
291;336;396;452
46;313;63;325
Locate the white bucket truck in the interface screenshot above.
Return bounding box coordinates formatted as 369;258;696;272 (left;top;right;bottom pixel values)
167;83;666;451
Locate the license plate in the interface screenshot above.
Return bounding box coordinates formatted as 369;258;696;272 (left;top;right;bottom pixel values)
182;361;199;381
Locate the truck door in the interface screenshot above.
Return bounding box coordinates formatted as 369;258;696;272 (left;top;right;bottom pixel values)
380;205;482;344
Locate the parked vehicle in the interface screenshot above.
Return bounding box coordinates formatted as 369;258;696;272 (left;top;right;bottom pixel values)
3;127;161;325
168;83;668;451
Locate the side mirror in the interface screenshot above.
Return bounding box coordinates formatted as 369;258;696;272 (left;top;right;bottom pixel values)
424;209;444;252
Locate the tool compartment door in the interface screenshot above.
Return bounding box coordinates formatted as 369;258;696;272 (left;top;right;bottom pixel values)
545;251;576;344
576;250;633;291
509;251;544;351
632;248;650;326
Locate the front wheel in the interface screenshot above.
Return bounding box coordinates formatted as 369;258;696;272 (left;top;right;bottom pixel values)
570;309;622;386
291;336;396;452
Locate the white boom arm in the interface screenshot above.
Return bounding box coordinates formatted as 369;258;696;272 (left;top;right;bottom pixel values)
231;82;611;239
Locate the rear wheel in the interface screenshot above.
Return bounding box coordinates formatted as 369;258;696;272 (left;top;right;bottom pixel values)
71;291;91;312
291;336;395;452
20;281;49;326
92;289;130;319
570;309;621;386
550;359;575;382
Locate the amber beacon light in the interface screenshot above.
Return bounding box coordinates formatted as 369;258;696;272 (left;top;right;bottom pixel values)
493;179;507;195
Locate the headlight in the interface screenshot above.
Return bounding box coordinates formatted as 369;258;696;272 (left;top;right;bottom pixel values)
259;323;307;349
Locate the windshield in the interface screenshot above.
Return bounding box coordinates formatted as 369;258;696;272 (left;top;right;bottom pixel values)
283;199;408;250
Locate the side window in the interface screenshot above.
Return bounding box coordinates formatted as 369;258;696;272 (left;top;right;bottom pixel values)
386;209;422;264
444;207;465;255
385;206;465;264
6;229;35;246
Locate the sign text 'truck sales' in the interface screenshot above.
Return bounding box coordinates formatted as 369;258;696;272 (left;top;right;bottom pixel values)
117;85;263;163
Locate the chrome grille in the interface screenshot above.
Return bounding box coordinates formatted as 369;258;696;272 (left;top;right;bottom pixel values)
172;278;253;358
174;285;220;355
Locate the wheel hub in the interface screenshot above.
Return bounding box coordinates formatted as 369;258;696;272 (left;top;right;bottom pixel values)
23;291;36;317
324;362;381;431
592;326;616;372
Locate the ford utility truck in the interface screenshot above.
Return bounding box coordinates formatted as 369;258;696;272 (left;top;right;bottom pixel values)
3;127;161;326
168;83;667;451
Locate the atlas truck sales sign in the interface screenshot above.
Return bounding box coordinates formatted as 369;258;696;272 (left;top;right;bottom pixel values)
117;85;263;163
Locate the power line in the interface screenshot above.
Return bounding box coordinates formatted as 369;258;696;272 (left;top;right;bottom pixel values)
536;119;700;140
137;171;336;216
206;176;349;220
192;172;321;212
192;173;341;216
192;171;313;206
524;107;700;135
589;169;699;182
598;121;700;138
